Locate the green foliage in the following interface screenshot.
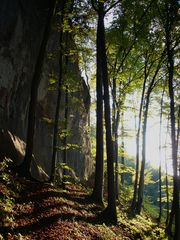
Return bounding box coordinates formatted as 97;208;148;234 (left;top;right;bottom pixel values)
0;158;22;230
58;127;72;139
54;162;79;186
143;196;159;219
97;224;117;240
48;72;58;91
118;184;134;207
57;144;81;151
42;117;54;124
117;206;167;240
117;163;135;175
144;169;156;185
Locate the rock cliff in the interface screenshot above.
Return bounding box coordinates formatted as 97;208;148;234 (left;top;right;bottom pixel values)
0;0;92;180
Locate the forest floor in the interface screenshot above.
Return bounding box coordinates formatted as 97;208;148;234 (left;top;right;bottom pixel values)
0;175;167;240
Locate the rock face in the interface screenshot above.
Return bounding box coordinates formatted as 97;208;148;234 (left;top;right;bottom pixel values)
0;0;92;180
0;129;49;182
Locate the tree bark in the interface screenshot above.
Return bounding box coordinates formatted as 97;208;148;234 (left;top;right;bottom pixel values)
121;109;125;185
90;1;104;205
165;150;170;226
164;116;170;226
98;2;117;222
160;1;179;238
166;32;180;240
112;77;119;199
62;85;69;188
158;88;165;224
114;109;120;199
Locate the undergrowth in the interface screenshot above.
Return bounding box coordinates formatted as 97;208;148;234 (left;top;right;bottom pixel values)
0;161;169;240
0;158;23;239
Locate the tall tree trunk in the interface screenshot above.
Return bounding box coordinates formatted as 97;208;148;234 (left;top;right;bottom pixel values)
50;1;66;182
121;109;125;185
112;77;120;199
161;1;179;237
136;91;150;214
165;166;170;226
136;51;163;214
166;35;179;240
165;121;170;226
158;88;165;224
114;109;120;199
91;1;104;205
62;33;70;188
21;0;56;177
177;105;180;180
98;2;117;222
131;75;147;210
62;85;69;188
112;79;121;199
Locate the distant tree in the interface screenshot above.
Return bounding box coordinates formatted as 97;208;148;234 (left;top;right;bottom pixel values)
105;0;159;206
136;47;165;214
131;67;147;210
164;116;170;225
158;86;165;224
120;109;125;185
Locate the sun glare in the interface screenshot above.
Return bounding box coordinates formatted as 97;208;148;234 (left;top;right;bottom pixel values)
123;112;173;175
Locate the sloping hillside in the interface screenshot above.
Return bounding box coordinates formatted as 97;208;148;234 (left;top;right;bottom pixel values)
0;166;167;240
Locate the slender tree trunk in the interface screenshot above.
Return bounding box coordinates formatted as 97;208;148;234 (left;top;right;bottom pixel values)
158;139;162;224
158;88;165;224
136;51;163;213
50;1;66;182
136;91;150;214
62;86;69;188
98;2;117;222
115;109;120;199
177;105;180;180
21;0;56;177
166;37;179;240
165;135;170;226
62;33;70;188
162;1;179;237
164;116;170;228
91;2;104;205
112;77;120;199
91;0;117;221
121;109;125;185
111;80;121;199
131;76;147;210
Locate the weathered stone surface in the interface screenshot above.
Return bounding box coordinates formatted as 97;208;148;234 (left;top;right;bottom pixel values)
0;0;92;180
0;129;49;182
0;0;48;136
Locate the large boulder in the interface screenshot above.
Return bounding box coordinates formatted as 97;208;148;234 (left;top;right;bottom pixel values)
0;129;49;182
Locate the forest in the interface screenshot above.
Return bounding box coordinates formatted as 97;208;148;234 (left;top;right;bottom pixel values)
0;0;179;239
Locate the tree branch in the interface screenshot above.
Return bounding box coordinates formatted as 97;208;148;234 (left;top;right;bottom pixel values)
91;0;98;12
105;0;121;14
